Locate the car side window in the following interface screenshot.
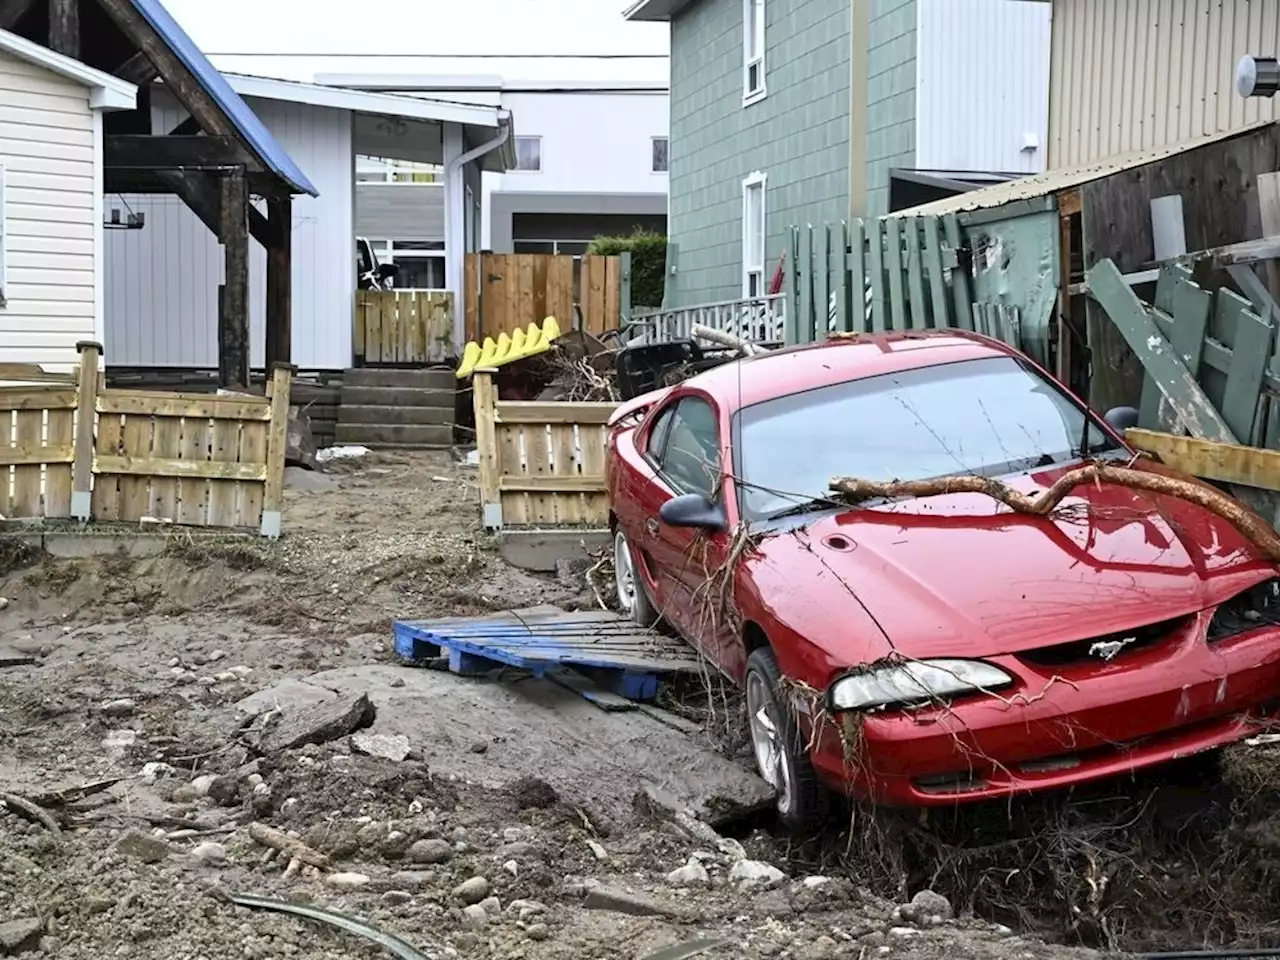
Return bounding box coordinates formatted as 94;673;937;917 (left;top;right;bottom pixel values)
646;406;676;461
659;397;721;499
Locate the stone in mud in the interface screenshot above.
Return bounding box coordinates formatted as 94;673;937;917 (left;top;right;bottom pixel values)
729;859;785;889
407;838;453;864
583;885;692;919
350;731;411;762
0;917;41;951
259;693;375;752
116;830;173;864
453;876;490;904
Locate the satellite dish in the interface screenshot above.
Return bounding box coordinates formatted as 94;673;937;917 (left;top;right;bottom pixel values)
1237;55;1280;98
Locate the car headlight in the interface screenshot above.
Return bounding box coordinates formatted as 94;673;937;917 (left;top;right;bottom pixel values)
827;659;1014;712
1207;577;1280;642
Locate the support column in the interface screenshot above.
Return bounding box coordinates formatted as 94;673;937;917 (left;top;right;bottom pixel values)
49;0;79;57
265;195;293;369
218;167;250;389
443;122;467;351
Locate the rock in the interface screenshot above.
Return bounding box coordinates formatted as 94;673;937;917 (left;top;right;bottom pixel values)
586;840;608;861
121;601;140;617
479;896;502;917
0;918;41;951
450;827;469;843
206;776;239;806
583;886;692;919
407;838;453;864
190;774;218;797
502;860;518;877
509;900;547;920
716;837;748;861
496;841;539;860
526;923;550;941
326;872;371;890
214;671;238;683
666;860;710;887
469;741;488;754
391;871;436;889
116;830;173;864
350;732;411;762
908;888;954;921
102;729;137;758
461;904;488;929
453;876;491;905
170;785;199;805
0;597;8;611
191;842;227;864
101;698;137;717
382;890;412;906
889;927;921;938
259;693;375;752
140;761;175;784
729;859;785;889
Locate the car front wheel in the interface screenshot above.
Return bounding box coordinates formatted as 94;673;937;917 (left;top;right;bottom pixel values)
745;646;829;831
614;529;660;627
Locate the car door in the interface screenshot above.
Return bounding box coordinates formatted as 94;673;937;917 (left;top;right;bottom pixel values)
646;395;734;662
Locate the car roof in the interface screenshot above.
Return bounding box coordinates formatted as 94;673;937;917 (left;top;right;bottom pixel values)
685;330;1019;410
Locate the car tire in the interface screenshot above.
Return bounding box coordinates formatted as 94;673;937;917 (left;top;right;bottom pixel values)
745;646;829;831
614;528;661;627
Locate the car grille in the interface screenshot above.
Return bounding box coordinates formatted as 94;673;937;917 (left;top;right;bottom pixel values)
1016;615;1190;669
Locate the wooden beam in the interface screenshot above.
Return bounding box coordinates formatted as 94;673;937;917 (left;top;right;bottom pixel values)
0;0;37;29
247;204;270;247
1126;429;1280;494
153;169;221;235
115;50;159;86
218;167;250;389
48;0;79;58
265;196;292;368
105;134;258;170
96;0;233;138
169;116;200;136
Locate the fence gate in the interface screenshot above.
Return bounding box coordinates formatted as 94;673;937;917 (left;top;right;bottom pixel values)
463;252;631;345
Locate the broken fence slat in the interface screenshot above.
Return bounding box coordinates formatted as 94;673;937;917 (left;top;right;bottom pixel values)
905;216;927;330
1139;267;1211;432
885;217;906;331
922;215;949;329
1217;288;1275;444
1087;258;1238;444
1126;428;1280;493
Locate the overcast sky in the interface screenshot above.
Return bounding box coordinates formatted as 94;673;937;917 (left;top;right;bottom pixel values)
160;0;670;84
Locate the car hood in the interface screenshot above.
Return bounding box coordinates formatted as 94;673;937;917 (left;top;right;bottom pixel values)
753;462;1276;659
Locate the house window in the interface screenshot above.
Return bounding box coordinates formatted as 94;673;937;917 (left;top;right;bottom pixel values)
514;137;542;172
742;172;766;298
368;240;445;290
652;137;669;173
744;0;766;103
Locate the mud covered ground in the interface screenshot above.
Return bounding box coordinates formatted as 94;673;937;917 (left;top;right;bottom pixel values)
1;450;1278;959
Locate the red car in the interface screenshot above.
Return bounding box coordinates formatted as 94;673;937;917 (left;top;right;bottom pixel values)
604;331;1280;828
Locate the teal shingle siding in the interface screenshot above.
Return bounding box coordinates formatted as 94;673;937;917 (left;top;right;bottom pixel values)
667;0;851;307
865;0;917;215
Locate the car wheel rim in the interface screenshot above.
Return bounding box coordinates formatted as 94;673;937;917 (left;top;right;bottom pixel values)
614;531;637;613
746;670;794;816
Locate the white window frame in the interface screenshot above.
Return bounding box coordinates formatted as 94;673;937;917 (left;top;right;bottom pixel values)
741;171;767;298
367;239;447;291
743;0;766;105
651;136;669;173
512;136;542;173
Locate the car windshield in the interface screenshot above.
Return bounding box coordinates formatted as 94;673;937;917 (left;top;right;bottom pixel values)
734;356;1121;522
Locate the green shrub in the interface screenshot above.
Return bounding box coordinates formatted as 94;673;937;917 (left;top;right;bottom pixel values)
587;230;667;308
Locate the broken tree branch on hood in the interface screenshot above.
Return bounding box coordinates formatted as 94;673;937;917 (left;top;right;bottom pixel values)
830;462;1280;563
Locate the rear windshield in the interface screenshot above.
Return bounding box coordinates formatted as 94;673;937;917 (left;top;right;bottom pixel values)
733;356;1119;522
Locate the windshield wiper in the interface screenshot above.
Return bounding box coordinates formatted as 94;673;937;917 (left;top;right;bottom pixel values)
766;497;843;522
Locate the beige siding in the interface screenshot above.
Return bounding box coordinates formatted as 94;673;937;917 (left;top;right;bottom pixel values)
1049;0;1280;167
0;49;95;372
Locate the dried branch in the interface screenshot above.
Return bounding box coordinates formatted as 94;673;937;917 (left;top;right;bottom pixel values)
691;323;762;357
2;792;62;836
831;463;1280;562
247;822;331;870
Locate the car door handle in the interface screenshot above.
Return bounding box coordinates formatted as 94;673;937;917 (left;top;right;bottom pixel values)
646;517;659;535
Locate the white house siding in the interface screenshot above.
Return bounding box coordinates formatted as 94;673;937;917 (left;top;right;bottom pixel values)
914;0;1052;175
106;94;355;370
1048;0;1280;167
0;48;96;372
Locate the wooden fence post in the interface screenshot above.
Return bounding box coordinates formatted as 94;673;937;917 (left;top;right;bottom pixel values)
473;369;502;530
620;251;632;331
71;340;101;521
260;363;295;538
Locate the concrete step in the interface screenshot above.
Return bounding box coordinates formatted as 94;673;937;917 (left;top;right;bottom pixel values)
340;385;456;408
343;367;456;390
337;404;451;426
335;423;453;447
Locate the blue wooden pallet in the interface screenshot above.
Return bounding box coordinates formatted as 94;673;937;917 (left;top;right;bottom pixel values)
394;605;704;702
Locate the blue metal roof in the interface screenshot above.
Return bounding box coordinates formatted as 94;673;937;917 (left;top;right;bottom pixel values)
127;0;319;197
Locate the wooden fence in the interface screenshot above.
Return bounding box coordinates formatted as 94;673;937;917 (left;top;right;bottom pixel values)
472;369;618;529
354;290;453;366
464;252;632;346
0;343;292;536
786;213;973;344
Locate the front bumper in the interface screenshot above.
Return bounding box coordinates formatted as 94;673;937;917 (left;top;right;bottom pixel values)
807;613;1280;806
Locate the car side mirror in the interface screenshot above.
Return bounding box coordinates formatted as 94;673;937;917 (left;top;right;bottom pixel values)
659;492;727;532
1103;406;1139;433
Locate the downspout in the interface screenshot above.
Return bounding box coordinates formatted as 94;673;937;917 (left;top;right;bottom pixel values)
445;111;512;349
